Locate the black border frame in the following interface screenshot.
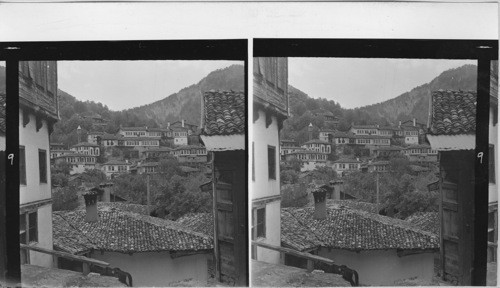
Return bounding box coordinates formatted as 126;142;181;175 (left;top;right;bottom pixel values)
0;39;248;285
254;38;498;286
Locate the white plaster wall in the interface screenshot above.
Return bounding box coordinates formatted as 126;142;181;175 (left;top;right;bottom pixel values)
29;204;53;268
256;200;281;264
91;251;209;287
253;109;280;199
489;108;498;204
19;109;51;205
175;137;188;146
318;248;434;286
405;136;419;145
0;135;5;151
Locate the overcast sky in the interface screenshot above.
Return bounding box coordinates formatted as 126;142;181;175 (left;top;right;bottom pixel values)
289;58;476;109
58;60;242;111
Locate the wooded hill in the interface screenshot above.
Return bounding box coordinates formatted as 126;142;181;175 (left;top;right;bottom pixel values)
0;64;244;147
281;64;477;145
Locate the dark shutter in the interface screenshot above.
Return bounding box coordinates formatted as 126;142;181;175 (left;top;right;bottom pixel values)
19;146;26;185
268;146;276;180
39;149;47;183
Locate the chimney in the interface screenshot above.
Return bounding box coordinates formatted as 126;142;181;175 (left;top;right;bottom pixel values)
413;118;416;127
83;190;99;222
398;121;401;128
99;182;114;202
182;119;185;128
312;187;327;220
167;122;171;128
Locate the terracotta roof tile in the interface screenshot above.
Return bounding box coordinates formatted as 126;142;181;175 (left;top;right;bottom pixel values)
281;209;323;251
405;212;439;235
202;90;245;136
52;213;96;254
176;213;214;238
282;206;439;251
54;207;212;253
429;90;476;135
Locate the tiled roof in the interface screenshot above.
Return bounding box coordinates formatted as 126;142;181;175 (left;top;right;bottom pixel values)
322;200;380;214
54;207;212;253
202;90;245;136
53;213;96;254
281;209;323;251
101;133;120;140
372;146;403;151
333;158;361;163
176;213;214;238
54;152;95;158
379;126;401;131
179;166;199;173
0;93;5;135
353;134;391;139
303;139;331;145
174;145;206;150
103;160;130;166
405;212;439;235
77;202;151;216
289;150;328;155
120;126;147;131
282;206;439;251
72;142;99;147
429;90;476;135
351;125;378;129
405;144;431;150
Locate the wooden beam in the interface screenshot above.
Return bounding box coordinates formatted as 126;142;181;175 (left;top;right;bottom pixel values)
20;244;109;267
251;241;334;265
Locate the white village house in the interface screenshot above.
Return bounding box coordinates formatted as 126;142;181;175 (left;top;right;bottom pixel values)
18;61;58;267
252;57;288;264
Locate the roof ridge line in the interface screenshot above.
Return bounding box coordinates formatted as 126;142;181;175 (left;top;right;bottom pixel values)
55;211;97;250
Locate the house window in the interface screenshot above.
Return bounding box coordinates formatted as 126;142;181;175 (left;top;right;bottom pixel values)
20;211;38;257
20;146;26;185
489;145;495;184
256;207;266;238
268;145;276;180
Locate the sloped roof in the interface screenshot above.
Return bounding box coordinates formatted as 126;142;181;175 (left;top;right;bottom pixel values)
282;206;439;251
202;90;245;136
120;126;147;131
372;146;403;151
54;207;212;254
174;145;206;150
353;134;391;139
143;147;173;153
77;202;150;216
405;212;439;235
179;166;199;173
351;125;378;129
72;142;99;148
289;150;328;155
52;213;96;254
281;209;323;251
100;133;120;140
333;158;361;164
325;200;380;214
176;213;214;238
404;144;431;150
302;139;331;145
429;90;476;135
0;93;5;135
103;160;130;166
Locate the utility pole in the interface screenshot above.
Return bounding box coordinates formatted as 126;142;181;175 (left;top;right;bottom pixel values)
376;172;380;212
146;173;151;215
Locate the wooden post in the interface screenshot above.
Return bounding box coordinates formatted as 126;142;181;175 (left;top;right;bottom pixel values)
211;152;221;282
306;259;314;273
82;263;90;275
146;174;151;215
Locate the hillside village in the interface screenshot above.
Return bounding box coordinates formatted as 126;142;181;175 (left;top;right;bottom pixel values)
251;57;497;287
0;62;248;287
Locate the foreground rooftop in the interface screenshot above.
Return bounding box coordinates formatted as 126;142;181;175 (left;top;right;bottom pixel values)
252;260;348;287
21;264;126;287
